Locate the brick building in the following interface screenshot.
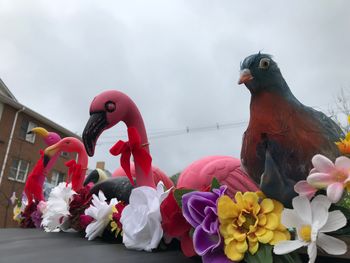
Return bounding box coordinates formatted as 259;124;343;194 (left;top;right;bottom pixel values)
0;79;80;227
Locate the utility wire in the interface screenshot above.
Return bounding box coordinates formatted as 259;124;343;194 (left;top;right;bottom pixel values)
96;120;248;145
95;101;347;146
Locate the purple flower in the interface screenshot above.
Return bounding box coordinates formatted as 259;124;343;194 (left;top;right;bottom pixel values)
182;186;233;262
31;209;43;228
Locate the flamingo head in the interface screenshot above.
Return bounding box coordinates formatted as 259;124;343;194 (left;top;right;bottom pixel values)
43;137;85;166
28;127;61;146
82;90;133;156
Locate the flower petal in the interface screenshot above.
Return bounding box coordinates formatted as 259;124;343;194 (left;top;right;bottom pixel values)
217;195;239;220
235;240;248;253
327;182;344;203
260;198;274;214
248;241;259;255
307;242;317;263
269;230;290;245
317;233;347;255
294;180;317;199
193;226;220;255
265;213;279;230
225;241;244;261
310;195;331;230
257;229;273;243
312;154;335;173
292;196;312;224
334;156;350;171
202;249;233;263
281;208;302;229
273;240;305;255
180;232;196;257
307;172;334;188
320;210;347;233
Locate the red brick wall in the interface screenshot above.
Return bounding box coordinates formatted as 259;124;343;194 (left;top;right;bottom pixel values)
0;103;78;228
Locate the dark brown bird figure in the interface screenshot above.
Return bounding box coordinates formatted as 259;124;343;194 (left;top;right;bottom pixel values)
239;53;344;206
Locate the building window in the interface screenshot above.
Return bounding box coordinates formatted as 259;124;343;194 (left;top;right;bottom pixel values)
51;170;65;186
19;119;37;143
8;159;30;183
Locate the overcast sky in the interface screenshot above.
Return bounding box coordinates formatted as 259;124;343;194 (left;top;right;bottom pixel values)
1;0;349;176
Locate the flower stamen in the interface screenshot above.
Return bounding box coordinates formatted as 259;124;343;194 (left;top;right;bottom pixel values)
299;225;311;242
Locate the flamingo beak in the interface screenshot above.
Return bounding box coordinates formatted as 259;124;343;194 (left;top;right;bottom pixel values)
83;169;100;186
82;111;108;157
28;127;49;138
238;69;253;85
43;144;59;167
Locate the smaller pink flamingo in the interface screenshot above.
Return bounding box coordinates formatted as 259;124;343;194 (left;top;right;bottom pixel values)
24;127;61;204
177;155;258;196
44;137;88;192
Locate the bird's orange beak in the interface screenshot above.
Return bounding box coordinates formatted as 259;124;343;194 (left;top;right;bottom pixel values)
238;69;253;84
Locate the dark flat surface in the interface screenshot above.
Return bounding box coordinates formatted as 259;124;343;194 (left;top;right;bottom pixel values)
0;228;200;263
1;229;349;263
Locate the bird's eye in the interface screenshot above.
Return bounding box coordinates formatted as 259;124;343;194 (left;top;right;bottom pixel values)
105;101;116;113
259;58;270;69
66;141;70;144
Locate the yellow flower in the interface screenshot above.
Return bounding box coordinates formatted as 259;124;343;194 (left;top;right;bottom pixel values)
109;205;122;237
218;192;290;262
335;116;350;154
13;205;22;223
335;133;350;154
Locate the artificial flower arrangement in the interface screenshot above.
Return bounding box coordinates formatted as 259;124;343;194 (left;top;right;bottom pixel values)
13;129;350;263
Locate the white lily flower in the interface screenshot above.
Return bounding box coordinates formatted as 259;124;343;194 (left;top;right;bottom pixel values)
121;181;170;252
41;183;75;232
84;191;118;241
274;195;347;263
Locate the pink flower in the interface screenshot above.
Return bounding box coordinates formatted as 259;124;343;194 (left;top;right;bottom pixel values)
305;154;350;203
294;180;317;200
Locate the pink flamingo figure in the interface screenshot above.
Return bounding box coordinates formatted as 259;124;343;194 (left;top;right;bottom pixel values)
82;90;173;189
44;137;88;192
82;90;257;194
24;127;61;204
112;162;174;190
177;156;258;196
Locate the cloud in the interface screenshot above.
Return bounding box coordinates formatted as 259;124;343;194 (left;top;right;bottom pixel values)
0;0;349;176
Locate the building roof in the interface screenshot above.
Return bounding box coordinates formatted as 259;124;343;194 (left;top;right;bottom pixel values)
0;80;80;139
0;78;17;102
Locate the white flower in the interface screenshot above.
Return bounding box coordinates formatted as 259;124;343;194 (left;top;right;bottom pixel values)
37;201;47;214
120;182;170;252
84;191;118;240
10;192;17;205
274;195;347;263
41;183;75;232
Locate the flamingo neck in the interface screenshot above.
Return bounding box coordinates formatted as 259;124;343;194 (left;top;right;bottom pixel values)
44;152;60;175
75;150;88;190
124;104;155;188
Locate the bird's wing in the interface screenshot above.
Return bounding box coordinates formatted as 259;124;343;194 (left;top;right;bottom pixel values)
303;105;344;141
259;137;298;207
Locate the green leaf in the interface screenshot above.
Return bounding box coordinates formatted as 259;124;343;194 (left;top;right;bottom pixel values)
273;252;303;263
173;188;194;208
210;177;221;191
244;244;273;263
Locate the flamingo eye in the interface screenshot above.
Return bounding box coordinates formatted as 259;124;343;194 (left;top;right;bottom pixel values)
105;101;116;113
